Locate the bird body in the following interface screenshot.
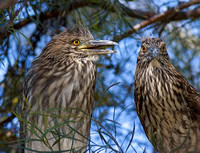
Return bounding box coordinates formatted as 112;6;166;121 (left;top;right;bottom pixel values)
21;27;117;152
134;38;200;152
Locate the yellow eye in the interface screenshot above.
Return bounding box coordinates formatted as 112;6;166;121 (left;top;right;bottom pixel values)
161;44;166;52
141;45;146;53
73;40;80;46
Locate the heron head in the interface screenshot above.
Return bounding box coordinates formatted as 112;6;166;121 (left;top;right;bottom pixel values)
41;27;118;61
137;37;170;68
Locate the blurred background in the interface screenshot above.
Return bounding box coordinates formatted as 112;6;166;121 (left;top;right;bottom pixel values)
0;0;199;152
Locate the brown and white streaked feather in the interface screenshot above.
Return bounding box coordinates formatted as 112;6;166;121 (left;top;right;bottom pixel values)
21;27;97;152
134;37;200;153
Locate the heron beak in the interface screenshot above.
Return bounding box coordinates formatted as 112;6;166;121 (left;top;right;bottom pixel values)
149;46;160;58
78;40;118;55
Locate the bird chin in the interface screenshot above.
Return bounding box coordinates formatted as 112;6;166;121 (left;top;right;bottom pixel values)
86;55;99;61
149;59;161;68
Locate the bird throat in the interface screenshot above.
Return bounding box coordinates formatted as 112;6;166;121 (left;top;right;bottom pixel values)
149;59;161;68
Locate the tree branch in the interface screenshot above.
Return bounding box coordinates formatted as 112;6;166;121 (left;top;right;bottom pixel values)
0;0;155;44
1;0;200;44
0;1;88;42
113;0;200;42
12;1;155;31
171;6;200;21
0;0;17;10
0;0;27;41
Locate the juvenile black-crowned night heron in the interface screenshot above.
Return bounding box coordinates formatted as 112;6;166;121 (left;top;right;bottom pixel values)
134;37;200;153
21;26;118;152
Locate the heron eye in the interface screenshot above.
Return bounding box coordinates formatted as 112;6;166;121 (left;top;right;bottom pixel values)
73;40;80;46
161;44;166;52
141;45;146;53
